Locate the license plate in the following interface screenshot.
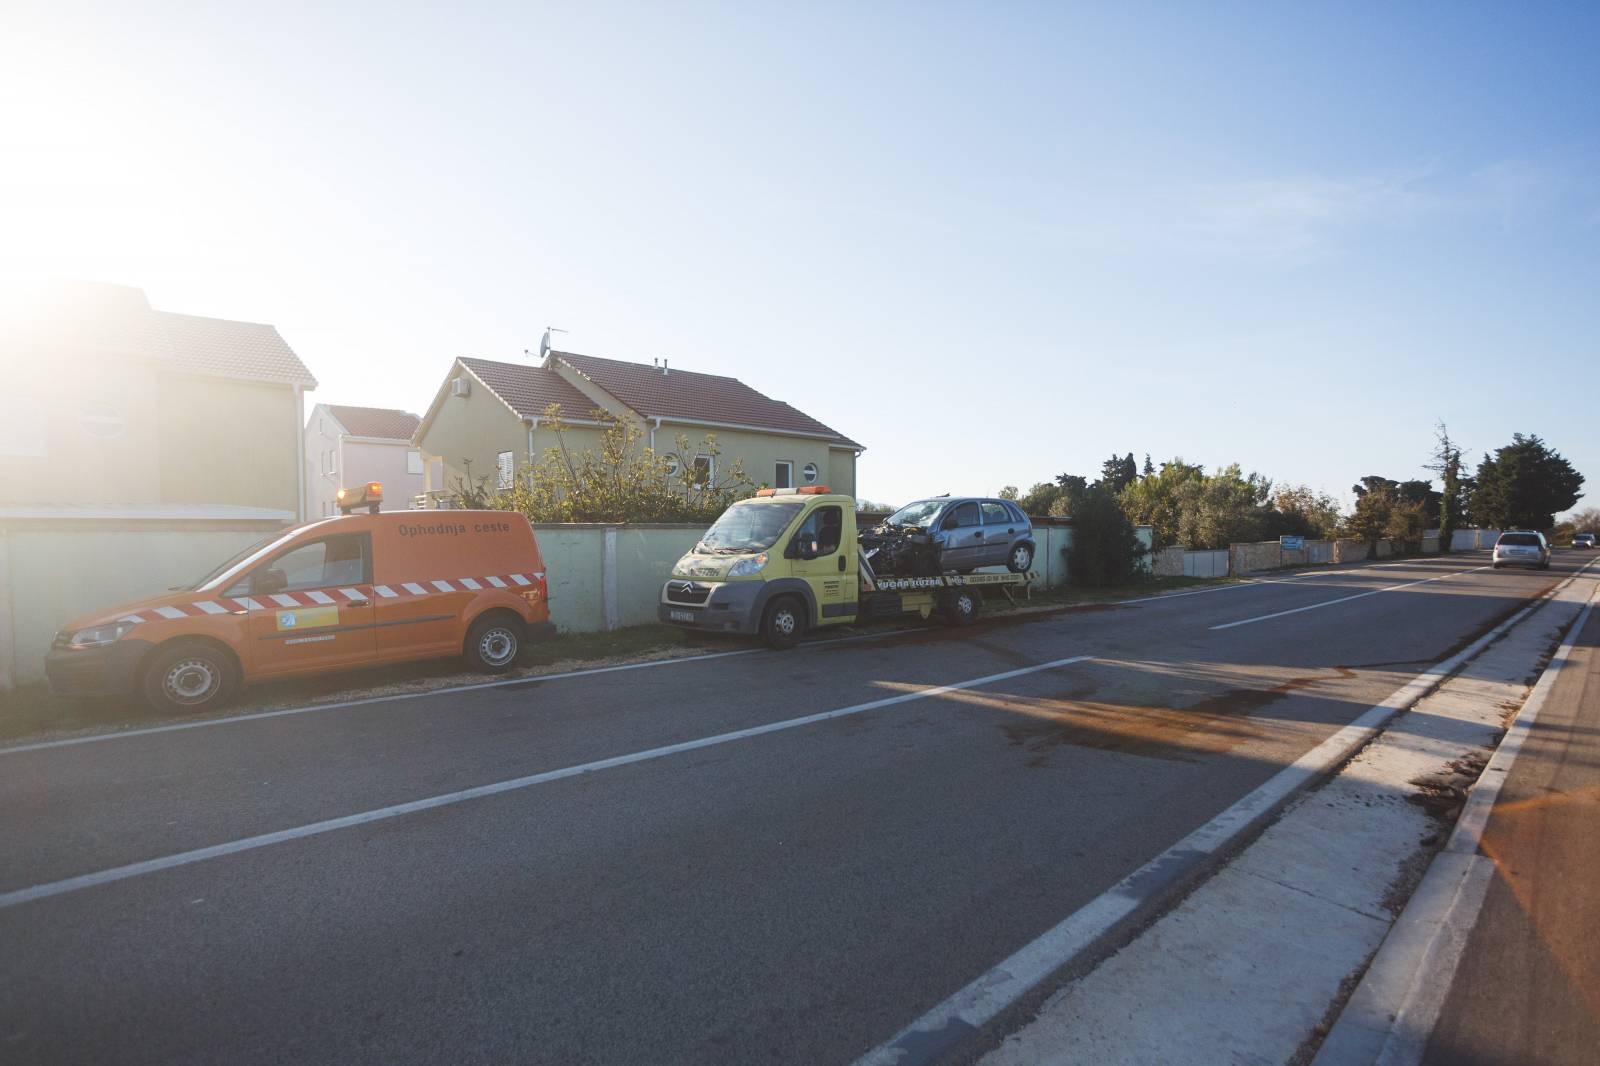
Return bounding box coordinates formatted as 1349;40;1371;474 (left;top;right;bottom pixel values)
669;610;696;623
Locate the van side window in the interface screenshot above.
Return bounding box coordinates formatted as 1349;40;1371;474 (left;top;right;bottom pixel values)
794;505;843;556
237;534;371;595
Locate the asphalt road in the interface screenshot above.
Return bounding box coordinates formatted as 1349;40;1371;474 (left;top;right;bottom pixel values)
0;552;1585;1065
1422;580;1600;1066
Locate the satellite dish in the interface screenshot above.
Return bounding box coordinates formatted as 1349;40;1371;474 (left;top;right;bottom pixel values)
539;325;567;360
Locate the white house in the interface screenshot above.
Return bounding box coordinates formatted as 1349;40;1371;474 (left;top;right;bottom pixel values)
304;404;424;516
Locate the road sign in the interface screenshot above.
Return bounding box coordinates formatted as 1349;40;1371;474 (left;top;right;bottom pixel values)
1279;535;1306;551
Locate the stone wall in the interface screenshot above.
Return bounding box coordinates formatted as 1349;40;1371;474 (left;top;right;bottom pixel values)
1332;539;1368;564
1153;546;1186;577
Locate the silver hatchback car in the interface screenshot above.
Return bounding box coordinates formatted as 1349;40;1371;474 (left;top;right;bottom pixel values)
1492;530;1550;570
884;497;1036;573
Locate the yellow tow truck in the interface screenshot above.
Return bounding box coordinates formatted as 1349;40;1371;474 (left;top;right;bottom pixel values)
658;487;1035;648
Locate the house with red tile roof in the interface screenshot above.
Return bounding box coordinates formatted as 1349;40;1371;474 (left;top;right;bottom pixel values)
413;350;863;503
304;404;424;516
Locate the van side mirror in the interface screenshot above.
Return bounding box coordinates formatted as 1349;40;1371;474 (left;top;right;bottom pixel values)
796;538;820;560
253;568;289;595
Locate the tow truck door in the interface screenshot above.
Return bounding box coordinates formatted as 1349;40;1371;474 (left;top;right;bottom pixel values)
787;502;856;624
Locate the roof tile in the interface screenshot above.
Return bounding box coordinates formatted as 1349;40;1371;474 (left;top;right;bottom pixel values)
553;351;861;448
458;358;603;420
156;311;317;388
324;405;421;441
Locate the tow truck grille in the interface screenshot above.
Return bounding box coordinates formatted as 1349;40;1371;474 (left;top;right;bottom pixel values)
665;581;712;605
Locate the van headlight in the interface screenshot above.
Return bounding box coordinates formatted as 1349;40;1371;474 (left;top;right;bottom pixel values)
68;621;136;648
727;553;769;578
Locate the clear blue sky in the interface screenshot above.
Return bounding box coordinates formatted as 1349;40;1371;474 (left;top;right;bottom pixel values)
3;2;1596;510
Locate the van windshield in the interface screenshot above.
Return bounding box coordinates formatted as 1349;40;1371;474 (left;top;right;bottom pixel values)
179;531;297;590
696;501;804;554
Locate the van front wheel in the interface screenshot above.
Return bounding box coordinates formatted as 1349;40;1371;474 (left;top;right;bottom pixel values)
142;641;239;714
465;614;524;673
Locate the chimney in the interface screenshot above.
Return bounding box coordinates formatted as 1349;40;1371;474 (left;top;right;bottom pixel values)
662;358;669;376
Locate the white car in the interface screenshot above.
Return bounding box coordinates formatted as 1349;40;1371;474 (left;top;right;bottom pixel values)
1491;531;1550;570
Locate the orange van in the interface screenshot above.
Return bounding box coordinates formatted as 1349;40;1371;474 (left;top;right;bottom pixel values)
45;504;553;712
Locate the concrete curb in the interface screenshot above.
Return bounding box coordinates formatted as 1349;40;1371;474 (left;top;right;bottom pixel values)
1312;582;1599;1066
854;562;1588;1066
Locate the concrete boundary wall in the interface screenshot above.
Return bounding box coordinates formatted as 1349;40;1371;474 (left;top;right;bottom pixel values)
0;518;292;689
3;515;1157;686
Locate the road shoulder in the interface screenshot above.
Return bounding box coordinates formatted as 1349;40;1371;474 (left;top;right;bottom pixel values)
976;567;1597;1066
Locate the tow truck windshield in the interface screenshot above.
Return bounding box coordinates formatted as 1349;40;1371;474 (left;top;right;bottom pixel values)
695;500;805;554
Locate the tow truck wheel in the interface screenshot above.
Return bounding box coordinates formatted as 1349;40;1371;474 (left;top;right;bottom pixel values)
141;641;239;713
761;596;807;650
1008;543;1034;573
465;613;524;673
943;588;982;626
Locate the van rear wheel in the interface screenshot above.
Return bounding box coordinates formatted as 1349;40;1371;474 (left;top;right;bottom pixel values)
465;614;524;673
142;641;239;714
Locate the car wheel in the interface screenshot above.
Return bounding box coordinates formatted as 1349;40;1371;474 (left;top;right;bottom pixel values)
1491;563;1501;569
942;587;982;626
465;614;524;673
141;641;239;714
1008;543;1034;573
761;596;807;650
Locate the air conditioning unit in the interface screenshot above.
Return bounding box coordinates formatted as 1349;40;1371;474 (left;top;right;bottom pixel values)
450;376;471;397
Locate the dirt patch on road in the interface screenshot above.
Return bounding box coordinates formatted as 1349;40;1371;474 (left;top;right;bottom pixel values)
999;668;1361;765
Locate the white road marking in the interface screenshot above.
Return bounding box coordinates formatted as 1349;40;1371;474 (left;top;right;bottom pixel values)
0;655;1094;909
1209;566;1489;631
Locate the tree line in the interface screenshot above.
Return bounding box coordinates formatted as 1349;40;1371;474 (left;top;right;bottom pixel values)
999;427;1585;583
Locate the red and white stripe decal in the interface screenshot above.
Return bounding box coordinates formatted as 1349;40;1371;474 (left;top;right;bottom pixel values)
115;573;544;624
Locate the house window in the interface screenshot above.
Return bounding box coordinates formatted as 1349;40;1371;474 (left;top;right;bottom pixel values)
323;449;337;476
407;449;423;475
802;462;818;484
775;461;793;489
692;455;713;487
663;453;681;477
496;451;514;489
